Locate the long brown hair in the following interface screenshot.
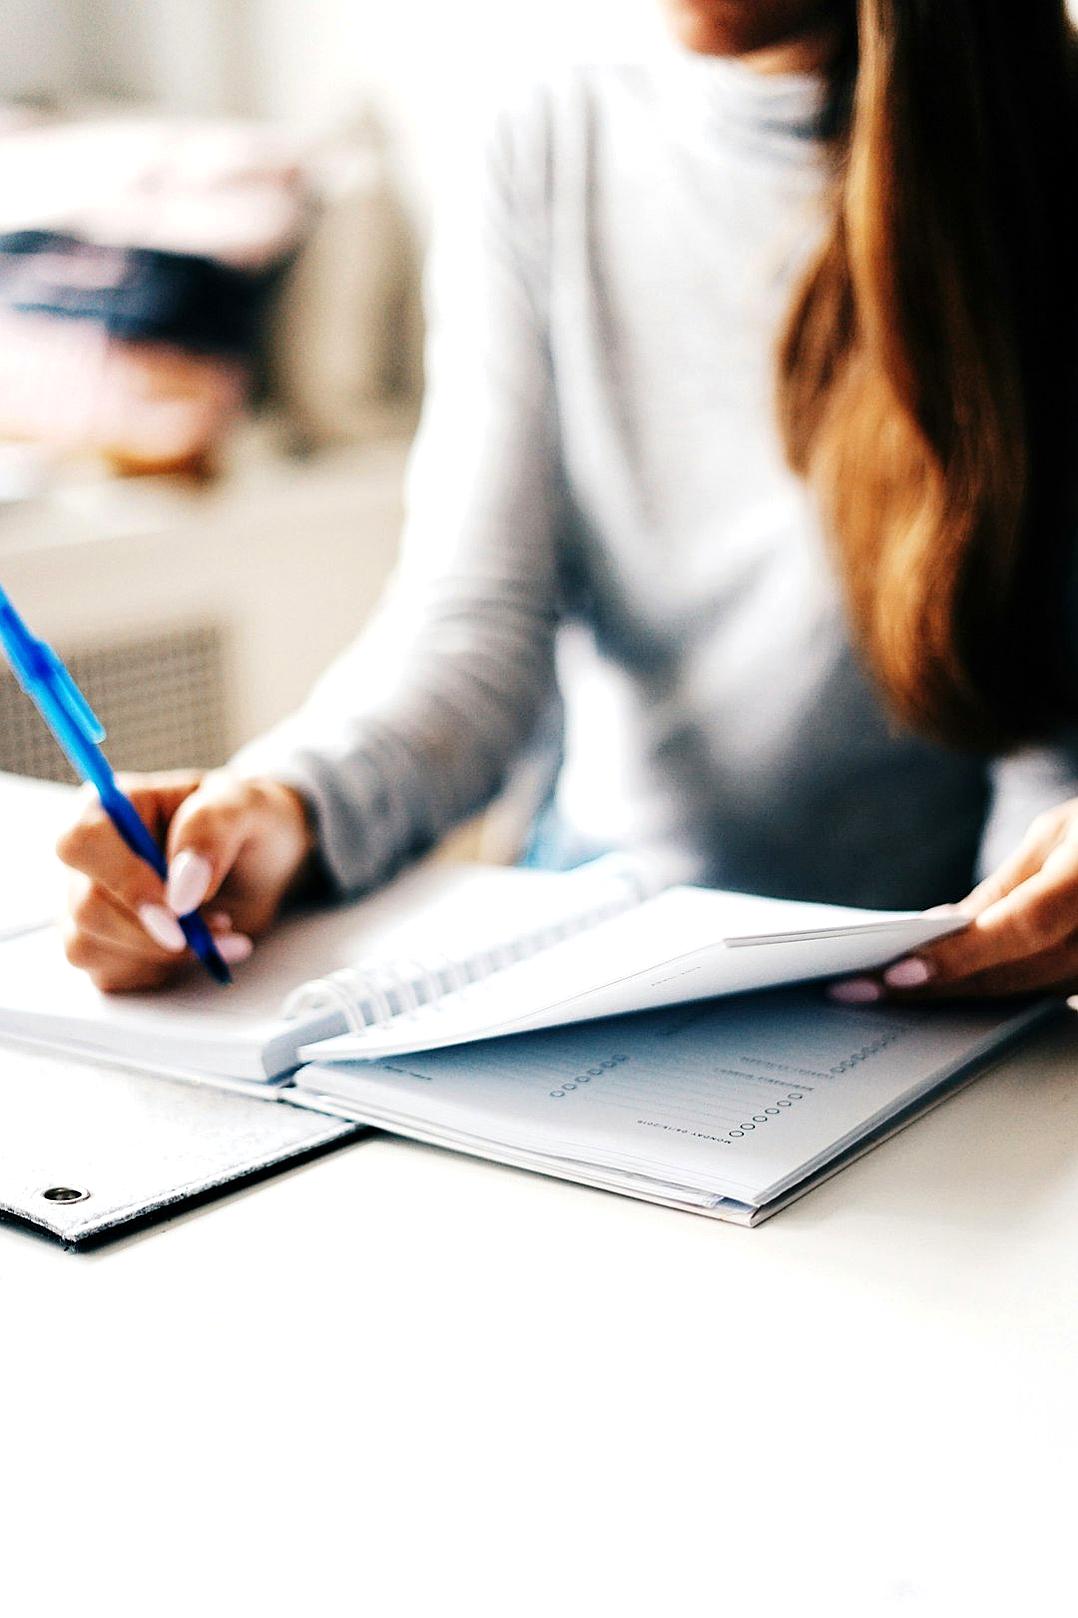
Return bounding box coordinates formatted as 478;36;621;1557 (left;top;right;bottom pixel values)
778;0;1078;751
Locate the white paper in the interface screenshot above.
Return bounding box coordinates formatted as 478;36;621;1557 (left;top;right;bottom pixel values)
0;774;77;940
296;989;1048;1209
303;886;964;1062
0;860;596;1080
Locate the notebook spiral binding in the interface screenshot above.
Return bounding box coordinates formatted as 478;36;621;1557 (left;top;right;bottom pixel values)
282;855;658;1035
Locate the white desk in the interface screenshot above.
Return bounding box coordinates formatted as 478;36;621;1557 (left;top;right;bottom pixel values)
1;775;1075;1617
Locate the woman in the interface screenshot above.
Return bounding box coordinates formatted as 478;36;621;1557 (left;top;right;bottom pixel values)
57;0;1078;1005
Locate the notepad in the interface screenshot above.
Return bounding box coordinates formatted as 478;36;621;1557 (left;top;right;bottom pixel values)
296;882;967;1064
0;853;964;1081
0;844;1055;1228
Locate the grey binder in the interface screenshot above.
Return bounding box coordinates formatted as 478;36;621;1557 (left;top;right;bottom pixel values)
0;1042;363;1247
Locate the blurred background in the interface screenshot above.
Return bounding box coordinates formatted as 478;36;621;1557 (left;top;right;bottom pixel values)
0;0;661;792
7;2;1075;803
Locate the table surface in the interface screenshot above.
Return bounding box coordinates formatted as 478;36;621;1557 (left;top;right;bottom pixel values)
2;775;1075;1617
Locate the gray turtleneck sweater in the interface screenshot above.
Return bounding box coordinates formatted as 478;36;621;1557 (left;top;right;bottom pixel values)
236;51;1078;909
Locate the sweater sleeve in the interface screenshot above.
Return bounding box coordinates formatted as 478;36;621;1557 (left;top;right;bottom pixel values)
231;101;562;894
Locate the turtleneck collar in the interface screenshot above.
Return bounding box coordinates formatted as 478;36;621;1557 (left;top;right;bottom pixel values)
659;38;829;162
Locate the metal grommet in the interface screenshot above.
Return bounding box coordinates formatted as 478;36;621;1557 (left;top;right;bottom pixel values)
39;1186;91;1205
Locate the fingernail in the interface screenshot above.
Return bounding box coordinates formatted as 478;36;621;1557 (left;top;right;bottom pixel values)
167;850;212;915
138;903;187;953
216;933;253;965
883;956;934;989
207;911;232;930
827;977;882;1004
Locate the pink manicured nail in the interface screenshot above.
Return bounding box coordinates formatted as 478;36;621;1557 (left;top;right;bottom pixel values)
883;956;934;989
827;977;882;1004
138;903;187;953
166;850;212;915
216;933;253;965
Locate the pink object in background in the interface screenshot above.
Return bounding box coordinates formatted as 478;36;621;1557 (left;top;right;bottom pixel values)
0;310;246;476
0;115;307;269
0;111;311;476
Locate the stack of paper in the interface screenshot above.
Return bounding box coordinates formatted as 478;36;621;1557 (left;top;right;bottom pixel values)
295;989;1052;1224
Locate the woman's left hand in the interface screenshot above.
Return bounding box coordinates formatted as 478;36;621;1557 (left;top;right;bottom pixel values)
829;798;1078;1004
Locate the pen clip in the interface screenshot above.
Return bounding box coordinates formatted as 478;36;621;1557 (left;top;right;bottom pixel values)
40;643;106;743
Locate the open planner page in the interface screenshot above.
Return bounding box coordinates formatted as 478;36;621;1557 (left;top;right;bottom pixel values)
303;886;964;1062
296;989;1049;1213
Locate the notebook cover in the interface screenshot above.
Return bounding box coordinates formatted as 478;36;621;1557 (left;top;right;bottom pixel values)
0;1041;364;1247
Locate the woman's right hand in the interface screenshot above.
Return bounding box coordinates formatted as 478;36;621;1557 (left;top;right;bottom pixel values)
57;770;317;993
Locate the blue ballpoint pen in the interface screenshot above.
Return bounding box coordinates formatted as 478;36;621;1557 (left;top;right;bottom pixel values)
0;582;231;985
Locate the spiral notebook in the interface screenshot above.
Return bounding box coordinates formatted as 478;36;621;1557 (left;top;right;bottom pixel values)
0;854;965;1083
0;841;1054;1230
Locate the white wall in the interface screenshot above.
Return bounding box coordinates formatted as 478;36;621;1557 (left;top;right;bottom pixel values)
245;0;663;207
0;0;664;217
5;0;1078;219
0;0;81;103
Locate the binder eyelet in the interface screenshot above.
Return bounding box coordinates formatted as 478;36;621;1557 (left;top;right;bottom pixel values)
40;1186;90;1204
